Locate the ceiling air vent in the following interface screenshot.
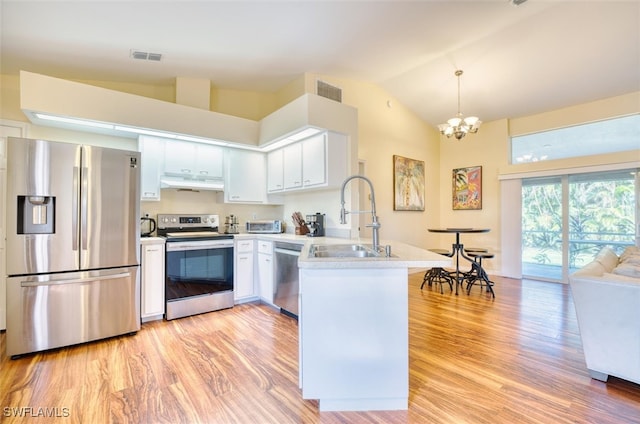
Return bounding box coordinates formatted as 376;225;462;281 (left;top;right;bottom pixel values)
130;49;163;61
317;80;342;103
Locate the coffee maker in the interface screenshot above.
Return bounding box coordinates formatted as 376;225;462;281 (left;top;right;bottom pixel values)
306;213;325;237
224;215;239;234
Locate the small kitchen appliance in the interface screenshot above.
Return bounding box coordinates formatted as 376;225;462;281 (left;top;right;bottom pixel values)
157;214;234;320
246;219;283;234
224;214;239;234
306;213;325;237
141;215;156;237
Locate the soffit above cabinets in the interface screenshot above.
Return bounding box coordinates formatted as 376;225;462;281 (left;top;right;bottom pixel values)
19;71;357;152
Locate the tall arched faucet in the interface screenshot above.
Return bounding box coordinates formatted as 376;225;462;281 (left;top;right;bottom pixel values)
340;175;381;251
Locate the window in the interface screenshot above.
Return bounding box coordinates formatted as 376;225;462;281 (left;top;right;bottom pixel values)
511;114;640;164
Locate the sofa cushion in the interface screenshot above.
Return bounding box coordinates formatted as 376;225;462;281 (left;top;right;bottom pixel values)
593;247;620;272
619;246;640;263
621;255;640;266
612;263;640;278
572;260;607;278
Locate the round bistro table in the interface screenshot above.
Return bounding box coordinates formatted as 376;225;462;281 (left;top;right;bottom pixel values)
428;228;490;295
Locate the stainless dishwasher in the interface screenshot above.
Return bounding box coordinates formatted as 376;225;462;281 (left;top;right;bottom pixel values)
273;241;303;319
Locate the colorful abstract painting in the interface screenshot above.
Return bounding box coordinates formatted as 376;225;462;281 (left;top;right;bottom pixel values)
452;166;482;210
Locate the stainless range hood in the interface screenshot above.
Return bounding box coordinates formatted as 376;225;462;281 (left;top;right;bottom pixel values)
160;176;224;191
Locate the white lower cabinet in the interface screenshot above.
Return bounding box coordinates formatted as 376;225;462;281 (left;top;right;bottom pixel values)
257;240;275;306
140;238;165;322
234;239;257;303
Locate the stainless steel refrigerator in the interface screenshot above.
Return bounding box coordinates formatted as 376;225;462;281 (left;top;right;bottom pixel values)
5;137;141;357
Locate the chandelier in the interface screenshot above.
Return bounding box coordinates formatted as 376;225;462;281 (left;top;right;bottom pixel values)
438;70;481;140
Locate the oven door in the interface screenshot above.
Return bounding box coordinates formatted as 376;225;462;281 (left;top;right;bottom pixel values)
165;239;234;303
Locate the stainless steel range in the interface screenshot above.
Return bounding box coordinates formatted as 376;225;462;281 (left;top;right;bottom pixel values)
157;214;234;320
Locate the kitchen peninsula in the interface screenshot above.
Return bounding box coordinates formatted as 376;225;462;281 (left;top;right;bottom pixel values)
297;240;451;411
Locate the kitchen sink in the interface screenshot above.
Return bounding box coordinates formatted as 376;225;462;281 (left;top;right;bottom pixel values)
310;244;382;258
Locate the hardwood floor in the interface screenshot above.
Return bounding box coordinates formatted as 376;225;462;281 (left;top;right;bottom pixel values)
1;272;640;423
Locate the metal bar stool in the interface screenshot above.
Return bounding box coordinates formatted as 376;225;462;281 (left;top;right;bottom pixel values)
462;248;488;279
465;251;496;298
421;249;453;294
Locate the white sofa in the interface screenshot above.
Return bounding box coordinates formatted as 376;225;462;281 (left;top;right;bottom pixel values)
569;246;640;385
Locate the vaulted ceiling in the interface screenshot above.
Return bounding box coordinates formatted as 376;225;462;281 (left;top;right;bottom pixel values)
1;1;638;127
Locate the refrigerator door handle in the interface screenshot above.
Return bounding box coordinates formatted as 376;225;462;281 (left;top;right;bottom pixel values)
20;272;132;287
72;166;80;251
81;166;89;251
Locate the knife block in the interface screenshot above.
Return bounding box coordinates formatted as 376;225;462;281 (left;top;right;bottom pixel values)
295;225;310;235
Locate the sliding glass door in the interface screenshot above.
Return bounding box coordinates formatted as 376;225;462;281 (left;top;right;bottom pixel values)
522;169;637;282
522;177;563;281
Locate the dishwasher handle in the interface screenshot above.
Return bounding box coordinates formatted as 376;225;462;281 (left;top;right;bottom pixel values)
274;241;303;253
274;247;301;256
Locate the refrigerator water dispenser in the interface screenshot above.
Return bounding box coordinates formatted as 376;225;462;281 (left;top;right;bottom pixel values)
17;195;55;234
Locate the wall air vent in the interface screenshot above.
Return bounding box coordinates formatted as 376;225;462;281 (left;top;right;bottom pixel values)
130;50;163;61
316;80;342;103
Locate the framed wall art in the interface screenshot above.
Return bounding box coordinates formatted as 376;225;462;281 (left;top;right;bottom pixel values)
452;166;482;210
393;155;425;211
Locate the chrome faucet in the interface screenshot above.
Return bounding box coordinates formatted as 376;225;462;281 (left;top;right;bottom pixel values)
340;175;381;251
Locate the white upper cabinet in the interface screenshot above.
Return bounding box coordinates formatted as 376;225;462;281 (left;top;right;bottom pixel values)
139;136;164;201
267;149;284;192
267;131;348;194
164;140;224;180
301;132;327;187
224;149;267;203
283;142;303;190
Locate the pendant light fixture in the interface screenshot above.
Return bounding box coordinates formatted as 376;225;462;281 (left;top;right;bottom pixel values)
438;69;481;140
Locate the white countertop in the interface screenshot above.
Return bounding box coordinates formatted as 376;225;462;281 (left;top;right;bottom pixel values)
297;237;452;270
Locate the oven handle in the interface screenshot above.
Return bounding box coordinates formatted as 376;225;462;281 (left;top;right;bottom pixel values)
166;241;234;252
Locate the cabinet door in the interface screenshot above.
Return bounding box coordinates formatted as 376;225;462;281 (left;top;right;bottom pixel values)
301;133;327;187
226;149;266;203
164;140;197;176
267;149;284;192
235;252;255;300
139;136;164;201
141;243;165;321
283;143;303;190
195;144;224;179
258;252;274;305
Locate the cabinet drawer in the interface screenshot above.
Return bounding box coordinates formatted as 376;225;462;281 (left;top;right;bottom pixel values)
257;240;273;255
236;239;255;253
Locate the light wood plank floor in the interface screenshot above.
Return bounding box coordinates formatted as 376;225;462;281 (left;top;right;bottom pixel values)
1;272;640;423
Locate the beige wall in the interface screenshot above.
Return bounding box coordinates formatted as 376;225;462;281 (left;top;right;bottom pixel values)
437;119;509;274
